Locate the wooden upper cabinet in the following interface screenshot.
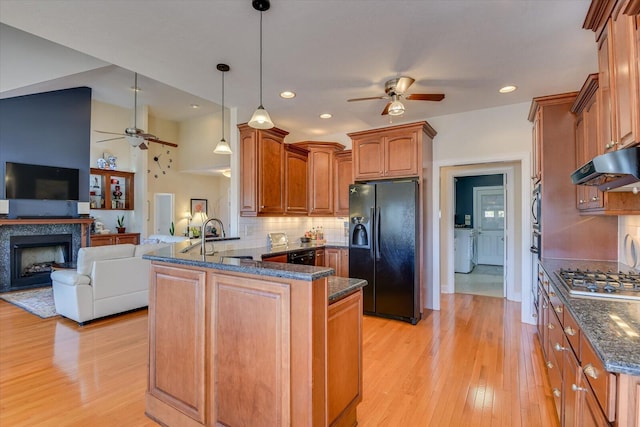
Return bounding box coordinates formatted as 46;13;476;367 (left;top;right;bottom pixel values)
334;150;353;217
349;121;436;181
238;124;289;216
585;0;640;151
291;141;345;216
284;144;309;215
385;131;419;177
351;136;384;180
609;0;640;149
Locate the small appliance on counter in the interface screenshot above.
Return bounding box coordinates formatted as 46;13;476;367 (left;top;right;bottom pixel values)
267;232;288;249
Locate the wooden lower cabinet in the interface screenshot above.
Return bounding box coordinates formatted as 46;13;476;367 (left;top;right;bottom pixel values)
326;247;349;278
146;262;363;427
327;290;362;427
315;248;325;266
90;232;140;246
262;253;288;263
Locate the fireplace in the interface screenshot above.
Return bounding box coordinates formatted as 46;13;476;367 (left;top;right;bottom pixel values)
10;234;73;290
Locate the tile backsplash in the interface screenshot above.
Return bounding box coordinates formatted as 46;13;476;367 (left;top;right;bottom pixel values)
618;215;640;268
213;216;349;252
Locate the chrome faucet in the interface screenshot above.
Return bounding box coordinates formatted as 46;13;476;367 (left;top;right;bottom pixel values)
207;218;226;238
200;218;220;256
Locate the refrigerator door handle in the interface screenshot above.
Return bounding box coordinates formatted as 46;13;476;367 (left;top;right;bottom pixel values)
370;207;375;258
375;206;381;260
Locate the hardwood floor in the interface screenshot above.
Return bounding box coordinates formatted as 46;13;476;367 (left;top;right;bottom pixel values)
0;293;558;426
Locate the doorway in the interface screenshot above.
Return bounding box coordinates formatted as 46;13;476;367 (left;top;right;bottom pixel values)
453;176;505;298
153;193;175;236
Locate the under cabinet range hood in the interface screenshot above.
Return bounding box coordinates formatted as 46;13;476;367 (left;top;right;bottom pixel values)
571;147;640;191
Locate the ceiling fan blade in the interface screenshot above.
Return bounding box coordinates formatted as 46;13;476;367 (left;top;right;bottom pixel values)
96;136;125;143
394;77;415;94
138;142;148;150
146;137;179;148
347;96;387;102
381;102;391;116
406;93;445;101
95;130;125;136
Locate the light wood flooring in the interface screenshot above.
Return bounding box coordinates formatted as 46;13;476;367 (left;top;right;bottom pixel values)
0;293;558;426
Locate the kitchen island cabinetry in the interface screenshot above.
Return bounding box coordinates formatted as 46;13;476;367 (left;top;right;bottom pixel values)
144;251;366;427
349;122;436;181
238;124;289;216
291;141;346;216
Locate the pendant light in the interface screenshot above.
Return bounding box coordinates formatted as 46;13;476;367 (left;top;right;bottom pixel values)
248;0;275;129
214;63;232;154
387;95;406;116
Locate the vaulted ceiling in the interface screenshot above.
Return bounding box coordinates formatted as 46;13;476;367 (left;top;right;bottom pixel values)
0;1;596;143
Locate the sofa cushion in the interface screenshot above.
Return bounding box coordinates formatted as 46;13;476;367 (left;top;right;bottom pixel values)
76;244;136;276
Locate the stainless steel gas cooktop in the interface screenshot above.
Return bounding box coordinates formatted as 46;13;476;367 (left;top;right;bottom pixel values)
556;268;640;301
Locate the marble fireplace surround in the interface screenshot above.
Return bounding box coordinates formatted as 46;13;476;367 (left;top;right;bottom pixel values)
0;218;93;293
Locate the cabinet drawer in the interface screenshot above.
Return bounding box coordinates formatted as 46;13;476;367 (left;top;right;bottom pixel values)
548;311;565;369
546;348;563;423
581;334;616;422
547;285;564;323
563;309;581;360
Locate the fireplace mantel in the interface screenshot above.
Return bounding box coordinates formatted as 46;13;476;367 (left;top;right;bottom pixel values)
0;218;93;247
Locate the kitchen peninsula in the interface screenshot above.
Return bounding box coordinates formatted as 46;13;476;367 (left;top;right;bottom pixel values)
142;241;367;427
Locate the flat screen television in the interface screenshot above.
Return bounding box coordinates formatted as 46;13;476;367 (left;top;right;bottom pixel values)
5;162;80;201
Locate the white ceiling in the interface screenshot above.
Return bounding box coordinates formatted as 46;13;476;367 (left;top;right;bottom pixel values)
0;0;597;143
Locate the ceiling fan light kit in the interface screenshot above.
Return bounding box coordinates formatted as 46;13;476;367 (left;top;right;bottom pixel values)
347;75;445;116
248;0;274;129
214;63;233;154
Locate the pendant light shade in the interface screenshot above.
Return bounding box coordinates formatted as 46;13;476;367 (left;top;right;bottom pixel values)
387;100;405;116
214;63;232;154
248;0;274;129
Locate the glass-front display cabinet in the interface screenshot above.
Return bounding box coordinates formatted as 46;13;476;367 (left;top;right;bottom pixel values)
89;168;135;210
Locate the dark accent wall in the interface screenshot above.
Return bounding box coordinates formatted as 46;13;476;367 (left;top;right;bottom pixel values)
454;174;503;227
0;87;91;218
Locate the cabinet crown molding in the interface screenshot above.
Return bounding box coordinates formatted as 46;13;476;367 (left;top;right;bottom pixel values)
347;120;437;139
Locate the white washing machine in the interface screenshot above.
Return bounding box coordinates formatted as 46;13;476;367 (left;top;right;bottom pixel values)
454;228;476;273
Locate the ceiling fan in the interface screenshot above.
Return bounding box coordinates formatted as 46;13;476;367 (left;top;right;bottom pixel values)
347;76;445;116
94;72;178;150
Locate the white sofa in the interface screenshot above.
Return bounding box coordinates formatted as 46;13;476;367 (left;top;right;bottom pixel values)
51;243;168;324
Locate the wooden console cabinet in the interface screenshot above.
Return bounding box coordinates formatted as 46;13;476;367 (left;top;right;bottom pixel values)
90;232;140;247
89;168;134;210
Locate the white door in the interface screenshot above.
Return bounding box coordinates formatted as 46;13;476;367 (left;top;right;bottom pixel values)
474;186;504;266
154;193;175;236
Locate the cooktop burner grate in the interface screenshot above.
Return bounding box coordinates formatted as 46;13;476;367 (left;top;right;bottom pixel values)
556;268;640;301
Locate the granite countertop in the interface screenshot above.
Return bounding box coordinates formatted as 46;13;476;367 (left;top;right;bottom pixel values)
540;258;640;376
143;240;366;302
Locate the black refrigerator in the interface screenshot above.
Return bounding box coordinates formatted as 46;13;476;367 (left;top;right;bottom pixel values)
348;180;420;324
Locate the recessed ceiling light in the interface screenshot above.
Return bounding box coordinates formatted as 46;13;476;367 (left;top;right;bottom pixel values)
280;91;296;99
190;104;200;109
499;85;517;93
320;113;332;119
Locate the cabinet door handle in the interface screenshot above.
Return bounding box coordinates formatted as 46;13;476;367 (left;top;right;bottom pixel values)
546;361;554;369
552;388;561;398
554;342;567;352
579;199;585;204
548;290;555;297
547;323;555;330
564;326;576;336
571;384;588;393
554;306;563;314
583;364;598;380
591;195;599;201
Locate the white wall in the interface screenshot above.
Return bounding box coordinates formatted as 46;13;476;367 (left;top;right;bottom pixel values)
427;102;533;322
